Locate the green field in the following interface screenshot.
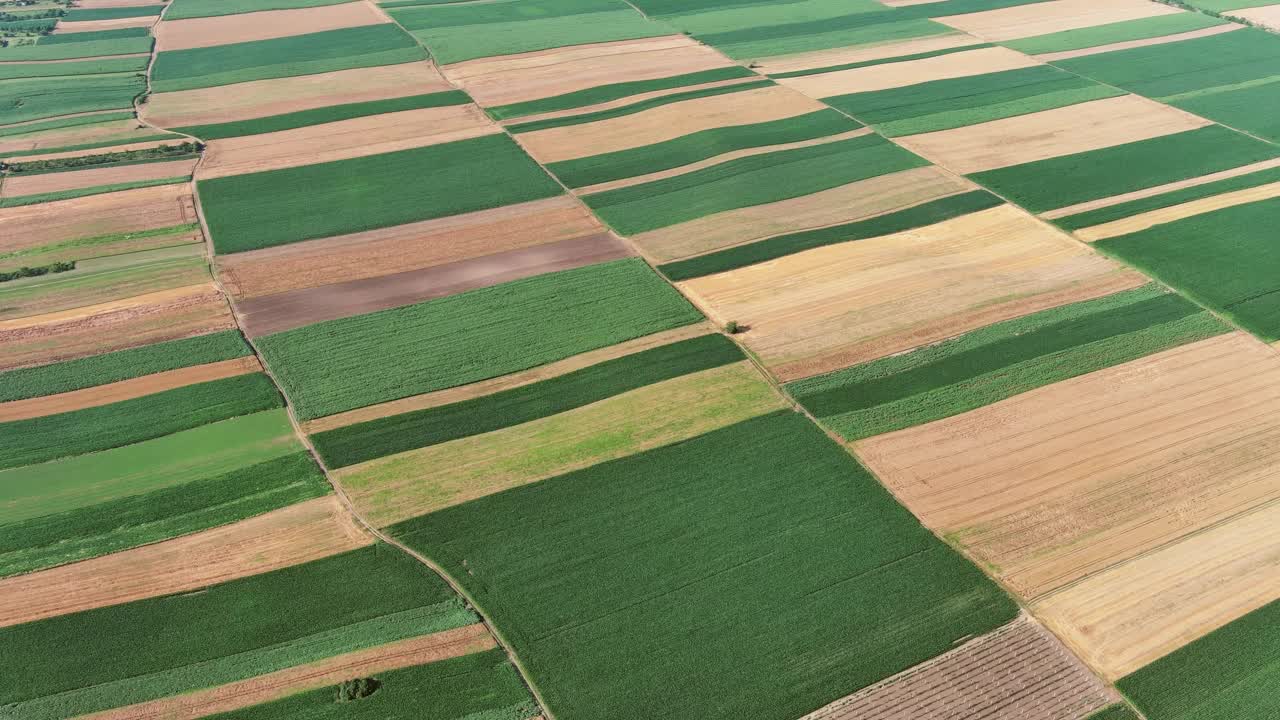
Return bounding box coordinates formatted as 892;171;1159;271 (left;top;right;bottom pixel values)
0;27;152;60
199;134;562;253
1058;164;1280;230
548;109;861;188
1087;706;1141;720
0;372;282;469
0;451;328;577
63;5;163;21
165;0;351;19
1096;196;1280;341
314;333;743;468
204;650;537;720
787;284;1228;441
489;66;755;120
149;24;426;92
0;545;477;719
0;223;199;272
0;55;147;80
390;411;1016;720
586;133;928;235
257;258;703;420
389;0;671;65
0;73;145;125
176;90;470;139
507;79;774;133
1119;599;1280;719
1005;13;1225;55
970;125;1280;212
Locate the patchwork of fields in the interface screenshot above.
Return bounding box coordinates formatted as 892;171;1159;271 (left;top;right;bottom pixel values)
7;0;1280;718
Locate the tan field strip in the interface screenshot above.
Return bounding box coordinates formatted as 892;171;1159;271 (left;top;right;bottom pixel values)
855;332;1280;601
0;118;170;156
0;183;194;254
4;139;190;165
1227;4;1280;29
516;84;826;163
0;356;260;422
802;615;1116;720
935;0;1180;42
633;165;972;262
1043;157;1280;219
1036;498;1280;681
441;34;731;109
217;196;603;300
305;323;714;433
0;159;195;199
896;95;1212;174
154;2;384;51
679;205;1142;379
338;361;784;525
777;45;1039;98
0;496;371;628
1035;23;1243;61
82;625;495;720
1075;180;1280;241
53;15;156;32
753;33;975;76
197;105;494;179
142;62;451;128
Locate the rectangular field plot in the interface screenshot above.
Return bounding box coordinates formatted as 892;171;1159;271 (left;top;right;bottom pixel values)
1004;13;1230;58
0;73;146;126
388;411;1017;720
933;0;1180;42
165;0;353;19
0;27;152;60
153;1;386;52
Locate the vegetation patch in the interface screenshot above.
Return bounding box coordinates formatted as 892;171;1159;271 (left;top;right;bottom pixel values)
2;141;201;174
0;73;145;126
770;42;993;79
0;175;191;209
0;54;146;80
1005;13;1226;55
165;0;351;19
489;66;755;121
0;110;134;138
0;27;151;60
0;260;72;283
1057;164;1280;230
176;90;470;140
507;79;773;134
63;4;162;21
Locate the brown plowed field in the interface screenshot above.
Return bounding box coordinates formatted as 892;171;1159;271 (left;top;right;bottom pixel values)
802;615;1115;720
1036;23;1243;61
441;34;731;109
0;183;192;253
240;233;631;337
1075;180;1280;241
896;94;1211;174
81;625;495;720
935;0;1179;41
142;62;450;128
678;205;1141;379
0;159;195;199
517;84;827;163
51;15;155;32
0;356;259;421
154;2;385;52
0;118;168;156
196;105;494;179
1043;157;1280;219
633;165;971;262
754;33;975;76
216;196;603;300
0;496;371;628
778;45;1038;98
854;332;1280;600
0;283;235;371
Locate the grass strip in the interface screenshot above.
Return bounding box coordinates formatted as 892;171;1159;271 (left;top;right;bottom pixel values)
770;42;993;79
64;5;162;20
787;284;1228;441
175;90;470;140
507;78;772;134
489;66;754;120
1058;164;1280;230
0;372;282;469
0;175;191;208
0;452;329;577
315;333;743;468
1006;13;1225;55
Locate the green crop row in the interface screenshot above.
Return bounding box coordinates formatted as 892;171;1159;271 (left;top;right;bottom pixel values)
489;66;755;120
1058;164;1280;230
0;54;145;80
0;72;144;126
1005;13;1225;55
177;90;471;140
507;79;773;134
770;42;993;79
0;27;151;60
0;110;134;138
165;0;347;19
64;4;162;21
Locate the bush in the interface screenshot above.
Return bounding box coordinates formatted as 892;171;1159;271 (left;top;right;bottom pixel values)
724;320;740;334
335;677;381;703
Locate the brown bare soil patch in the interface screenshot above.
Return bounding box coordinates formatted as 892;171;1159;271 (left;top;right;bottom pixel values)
154;2;385;52
52;15;156;32
0;283;235;371
1044;157;1280;219
307;323;714;433
83;625;495;720
679;205;1142;380
935;0;1179;42
779;45;1038;98
0;118;168;156
240;233;631;337
217;196;602;300
0;356;259;421
1226;4;1280;29
634;165;971;262
802;615;1115;720
896;94;1211;174
1036;498;1280;680
142;62;450;129
0;158;195;198
1036;22;1243;61
855;332;1280;601
0;496;370;628
754;33;974;76
442;34;731;109
1076;180;1280;241
517;83;827;163
0;183;193;254
196;105;494;179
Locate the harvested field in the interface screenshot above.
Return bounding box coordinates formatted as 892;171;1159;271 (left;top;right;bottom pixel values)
52;15;156;32
855;332;1280;599
0;495;370;628
1034;23;1241;62
153;2;385;52
0;117;171;156
753;33;977;76
142;62;451;128
217;196;603;300
679;205;1142;379
633;165;971;262
777;45;1038;98
1228;4;1280;30
802;615;1115;720
896;94;1212;174
0;158;197;199
1076;180;1280;241
935;0;1179;42
238;233;631;336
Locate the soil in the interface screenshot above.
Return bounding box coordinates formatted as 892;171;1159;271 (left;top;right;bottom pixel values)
153;1;385;52
779;45;1039;98
0;118;167;156
935;0;1180;42
50;15;155;32
0;182;193;253
0;158;197;198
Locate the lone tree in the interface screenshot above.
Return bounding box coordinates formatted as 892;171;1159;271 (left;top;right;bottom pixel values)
336;677;381;703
